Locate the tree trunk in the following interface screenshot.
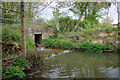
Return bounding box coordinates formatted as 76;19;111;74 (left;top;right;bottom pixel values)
73;14;83;31
21;1;26;59
56;17;59;37
118;2;120;28
118;2;120;52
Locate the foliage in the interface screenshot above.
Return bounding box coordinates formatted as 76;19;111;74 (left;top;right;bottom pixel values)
3;66;25;79
59;16;77;32
2;58;30;79
2;25;35;54
81;42;107;52
100;17;113;27
43;39;72;49
2;2;21;24
80;20;98;29
26;37;35;54
43;39;107;52
50;28;58;39
14;59;29;69
2;25;21;42
2;2;45;23
68;2;111;31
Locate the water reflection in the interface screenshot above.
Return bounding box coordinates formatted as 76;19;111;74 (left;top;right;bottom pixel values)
32;52;118;78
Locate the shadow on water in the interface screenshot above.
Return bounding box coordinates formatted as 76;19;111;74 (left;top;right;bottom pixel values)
29;47;119;78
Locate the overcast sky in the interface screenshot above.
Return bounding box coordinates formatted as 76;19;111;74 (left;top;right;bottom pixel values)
40;2;118;24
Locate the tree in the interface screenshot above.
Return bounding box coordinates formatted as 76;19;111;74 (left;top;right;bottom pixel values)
21;1;26;59
69;2;89;31
118;2;120;27
2;2;21;24
100;17;113;27
69;2;111;31
59;16;77;32
51;2;64;37
1;2;49;22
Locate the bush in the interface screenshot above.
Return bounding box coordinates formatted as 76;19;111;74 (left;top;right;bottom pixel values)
11;33;21;42
81;41;94;52
60;39;72;49
43;39;108;52
2;25;21;42
3;66;25;79
79;41;107;52
93;43;107;52
43;39;73;49
14;59;29;69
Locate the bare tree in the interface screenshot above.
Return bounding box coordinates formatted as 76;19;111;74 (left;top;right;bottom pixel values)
21;1;26;59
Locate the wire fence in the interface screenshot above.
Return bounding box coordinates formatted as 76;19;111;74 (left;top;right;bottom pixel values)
0;18;45;25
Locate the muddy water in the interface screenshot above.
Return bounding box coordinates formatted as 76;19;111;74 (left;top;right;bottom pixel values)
32;48;119;78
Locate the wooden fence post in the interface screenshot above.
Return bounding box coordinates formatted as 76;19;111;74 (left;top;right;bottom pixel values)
21;0;26;59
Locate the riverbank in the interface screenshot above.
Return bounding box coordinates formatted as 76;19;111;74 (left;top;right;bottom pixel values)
42;39;118;53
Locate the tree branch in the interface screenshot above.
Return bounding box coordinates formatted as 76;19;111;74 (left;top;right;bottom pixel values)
0;5;20;14
39;1;53;12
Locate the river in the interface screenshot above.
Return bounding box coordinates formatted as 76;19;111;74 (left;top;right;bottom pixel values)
31;49;119;78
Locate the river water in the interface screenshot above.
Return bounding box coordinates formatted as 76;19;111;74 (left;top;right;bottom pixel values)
32;50;119;78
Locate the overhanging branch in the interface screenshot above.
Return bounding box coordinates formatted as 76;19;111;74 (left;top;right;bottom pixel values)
39;1;53;12
0;5;20;14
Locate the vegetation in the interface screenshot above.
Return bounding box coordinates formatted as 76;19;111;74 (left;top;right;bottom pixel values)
14;59;29;69
2;1;118;79
3;66;25;79
42;39;108;53
2;24;35;56
2;58;29;79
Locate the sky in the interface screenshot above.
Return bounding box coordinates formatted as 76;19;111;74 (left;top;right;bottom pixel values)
40;2;118;24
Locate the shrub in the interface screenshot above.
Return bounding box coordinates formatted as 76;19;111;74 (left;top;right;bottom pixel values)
93;43;107;52
80;42;107;52
81;41;94;52
3;66;25;79
11;33;21;42
2;25;21;42
60;39;72;49
43;39;73;49
2;31;21;42
70;43;76;50
14;59;29;69
43;39;108;52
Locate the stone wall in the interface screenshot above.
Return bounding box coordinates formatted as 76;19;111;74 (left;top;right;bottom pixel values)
25;26;55;40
